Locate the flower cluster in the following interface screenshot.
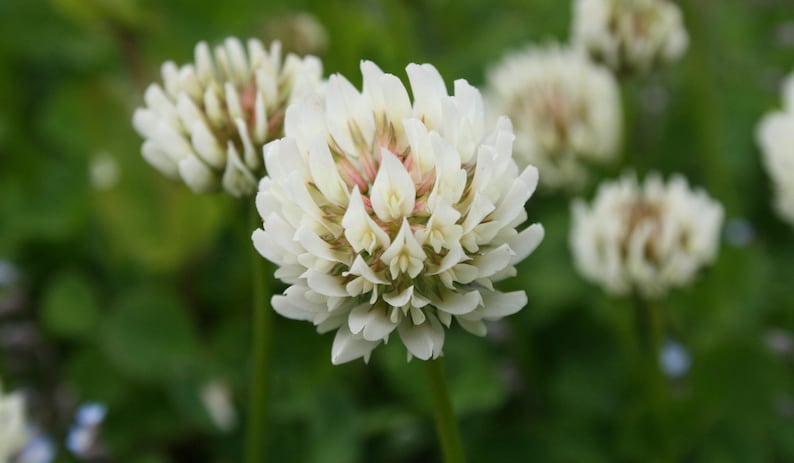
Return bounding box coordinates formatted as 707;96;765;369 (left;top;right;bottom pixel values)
571;0;688;74
570;172;723;299
253;61;544;363
133;37;323;197
756;72;794;226
0;382;28;462
486;44;622;190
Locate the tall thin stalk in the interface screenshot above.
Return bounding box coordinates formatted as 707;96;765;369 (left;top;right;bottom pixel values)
425;357;466;463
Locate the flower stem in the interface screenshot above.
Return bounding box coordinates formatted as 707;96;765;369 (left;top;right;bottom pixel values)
246;205;273;463
425;357;466;463
633;296;668;456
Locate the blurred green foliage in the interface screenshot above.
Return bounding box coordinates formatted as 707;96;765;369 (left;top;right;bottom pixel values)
1;0;794;461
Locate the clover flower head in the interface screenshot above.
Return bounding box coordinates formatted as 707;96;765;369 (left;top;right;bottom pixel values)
572;0;688;74
486;44;622;190
133;37;323;197
0;382;28;461
253;61;544;364
756;72;794;226
570;172;723;299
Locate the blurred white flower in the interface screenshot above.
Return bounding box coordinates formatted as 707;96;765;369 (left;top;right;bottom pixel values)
253;61;544;364
263;12;329;56
89;153;120;191
200;380;237;432
486;44;622;190
570;172;723;299
571;0;689;74
133;37;324;197
0;382;28;462
756;72;794;226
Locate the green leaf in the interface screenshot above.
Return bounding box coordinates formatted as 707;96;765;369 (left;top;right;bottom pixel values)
41;271;99;339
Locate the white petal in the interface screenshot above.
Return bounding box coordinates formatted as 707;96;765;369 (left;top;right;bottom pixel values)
433;290;481;315
178;156;218;192
509;224;544;264
342;187;391;254
303;269;349;297
370;149;416;222
407;63;447;129
309;137;349;205
332;325;380;364
480;290;527;319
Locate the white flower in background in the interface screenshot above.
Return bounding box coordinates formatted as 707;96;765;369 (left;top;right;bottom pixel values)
263;12;329;56
571;0;689;74
89;153;120;191
253;61;544;364
486;44;622;190
0;382;28;461
570;172;723;299
200;380;237;432
133;37;323;197
756;72;794;226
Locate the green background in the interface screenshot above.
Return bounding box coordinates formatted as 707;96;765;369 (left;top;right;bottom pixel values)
1;0;793;461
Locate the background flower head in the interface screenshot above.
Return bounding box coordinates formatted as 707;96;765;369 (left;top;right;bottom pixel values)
571;0;689;74
756;71;794;227
253;61;544;364
570;172;723;299
0;382;28;461
133;37;323;197
486;44;622;190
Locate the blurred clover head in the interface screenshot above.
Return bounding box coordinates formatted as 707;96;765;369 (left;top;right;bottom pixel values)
252;61;544;364
486;43;622;191
132;37;324;197
570;172;723;299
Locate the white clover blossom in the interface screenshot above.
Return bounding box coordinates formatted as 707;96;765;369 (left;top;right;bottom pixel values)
253;61;544;364
570;172;723;299
486;44;622;190
0;382;28;461
571;0;689;74
133;37;323;197
756;72;794;226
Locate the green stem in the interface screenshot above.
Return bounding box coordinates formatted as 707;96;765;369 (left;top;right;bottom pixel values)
425;358;466;463
246;205;273;463
633;296;668;458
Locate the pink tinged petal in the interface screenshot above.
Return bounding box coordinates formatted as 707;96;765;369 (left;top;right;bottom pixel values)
332;325;380;364
407;63;447;128
509;224;545;264
178;156;218;192
380;219;427;279
309;138;349;205
383;286;414;308
480;290;527;319
370;149;416;222
325;74;375;155
433;290;481;315
141;141;179;179
303;269;349;298
342;187;390;254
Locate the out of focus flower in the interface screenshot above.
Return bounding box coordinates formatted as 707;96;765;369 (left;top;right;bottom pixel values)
571;0;688;74
570;172;723;299
89;153;120;191
659;338;691;379
486;44;621;190
133;37;323;197
200;380;237;432
16;432;55;463
756;72;794;226
253;61;544;364
66;402;106;457
263;12;328;56
0;382;28;461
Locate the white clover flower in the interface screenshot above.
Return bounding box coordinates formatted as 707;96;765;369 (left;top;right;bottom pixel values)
756;72;794;226
486;44;622;190
252;61;545;364
133;37;323;197
570;172;723;299
0;382;28;461
572;0;689;74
